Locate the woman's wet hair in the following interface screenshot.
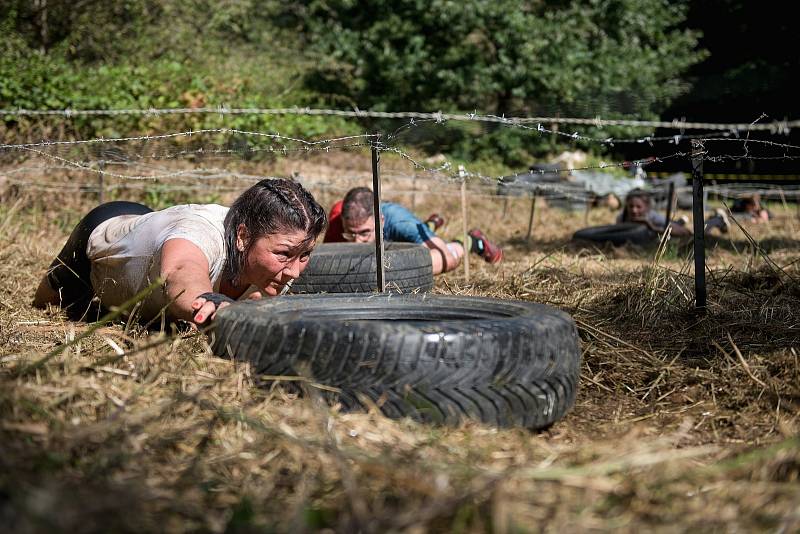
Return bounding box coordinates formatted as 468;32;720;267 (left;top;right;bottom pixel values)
223;178;327;286
341;187;374;222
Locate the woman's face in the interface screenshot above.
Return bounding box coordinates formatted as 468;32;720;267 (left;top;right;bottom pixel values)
240;229;314;296
625;196;650;220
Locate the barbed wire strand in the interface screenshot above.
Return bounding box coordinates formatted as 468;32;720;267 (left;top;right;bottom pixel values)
5;139;797;194
2;107;796;133
0;128;377;150
5;115;795;151
3;141;685;186
6;175;800;204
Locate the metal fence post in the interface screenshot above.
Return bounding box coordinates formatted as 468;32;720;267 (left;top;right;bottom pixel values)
691;140;706;310
459;165;470;282
371;136;385;292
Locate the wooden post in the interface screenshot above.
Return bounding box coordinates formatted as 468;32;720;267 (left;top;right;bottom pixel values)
502;196;509;220
371;138;385;292
526;190;537;241
691;140;706;310
459;165;470;282
411;172;417;212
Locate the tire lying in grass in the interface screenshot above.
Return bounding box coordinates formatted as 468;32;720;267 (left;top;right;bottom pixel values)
572;223;659;247
290;242;433;294
211;294;581;430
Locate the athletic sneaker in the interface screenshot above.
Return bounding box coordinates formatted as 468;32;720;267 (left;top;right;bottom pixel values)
425;213;445;232
468;228;503;264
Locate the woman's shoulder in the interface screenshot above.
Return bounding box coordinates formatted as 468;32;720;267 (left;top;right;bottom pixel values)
164;202;228;212
158;203;228;220
144;204;228;239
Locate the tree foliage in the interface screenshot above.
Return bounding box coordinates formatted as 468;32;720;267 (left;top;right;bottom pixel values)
4;0;287;61
291;0;705;117
2;0;708;164
0;1;353;144
282;0;706;163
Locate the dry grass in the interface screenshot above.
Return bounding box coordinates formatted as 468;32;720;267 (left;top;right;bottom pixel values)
1;155;799;533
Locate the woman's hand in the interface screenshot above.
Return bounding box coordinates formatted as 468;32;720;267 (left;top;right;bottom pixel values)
191;292;235;325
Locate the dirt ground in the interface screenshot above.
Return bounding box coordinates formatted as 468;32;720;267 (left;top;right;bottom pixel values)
1;154;799;533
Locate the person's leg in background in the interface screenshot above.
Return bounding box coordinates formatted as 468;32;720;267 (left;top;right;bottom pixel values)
425;213;445;232
450;229;503;265
423;213;502;264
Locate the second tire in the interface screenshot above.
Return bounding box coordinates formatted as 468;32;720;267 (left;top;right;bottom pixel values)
291;242;433;294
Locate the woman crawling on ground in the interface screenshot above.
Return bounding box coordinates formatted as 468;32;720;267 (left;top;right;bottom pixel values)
617;188;692;237
33;178;326;327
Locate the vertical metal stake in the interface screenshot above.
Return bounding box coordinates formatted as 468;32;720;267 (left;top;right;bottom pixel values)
664;181;675;231
459;166;470;282
371;138;385;292
691;140;706;310
98;159;105;204
526;191;537;241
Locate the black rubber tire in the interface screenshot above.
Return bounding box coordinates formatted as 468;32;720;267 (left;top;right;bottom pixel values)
211;294;581;430
572;223;659;247
290;242;433;294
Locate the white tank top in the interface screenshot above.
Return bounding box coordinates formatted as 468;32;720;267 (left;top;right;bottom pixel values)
86;204;228;321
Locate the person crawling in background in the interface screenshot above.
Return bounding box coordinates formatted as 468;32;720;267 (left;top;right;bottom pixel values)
704;193;771;234
324;187;503;275
617;188;692;237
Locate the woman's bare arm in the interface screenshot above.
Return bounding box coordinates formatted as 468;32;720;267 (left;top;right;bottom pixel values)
160;238;221;325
